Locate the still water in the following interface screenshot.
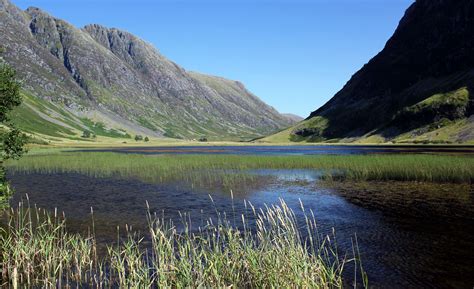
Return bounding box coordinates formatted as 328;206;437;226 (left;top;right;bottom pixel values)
6;146;474;288
75;144;474;155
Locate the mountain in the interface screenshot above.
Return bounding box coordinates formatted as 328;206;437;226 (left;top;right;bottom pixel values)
0;0;296;142
281;113;303;123
267;0;474;144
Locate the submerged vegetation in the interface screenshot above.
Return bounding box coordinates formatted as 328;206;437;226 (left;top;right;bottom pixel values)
2;150;472;287
0;199;366;288
7;152;474;184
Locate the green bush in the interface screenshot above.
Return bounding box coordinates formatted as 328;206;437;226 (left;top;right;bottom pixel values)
0;52;26;208
134;135;143;141
81;130;92;138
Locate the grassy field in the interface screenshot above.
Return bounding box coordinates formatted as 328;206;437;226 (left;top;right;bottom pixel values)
7;151;474;184
0;199;366;288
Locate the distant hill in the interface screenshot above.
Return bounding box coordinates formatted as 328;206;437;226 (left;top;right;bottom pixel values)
281;113;304;123
0;0;296;142
265;0;474;144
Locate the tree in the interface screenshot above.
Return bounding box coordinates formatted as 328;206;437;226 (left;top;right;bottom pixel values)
0;52;27;207
134;135;143;141
82;130;91;138
144;136;149;142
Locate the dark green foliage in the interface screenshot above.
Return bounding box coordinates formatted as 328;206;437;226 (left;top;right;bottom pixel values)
82;130;92;138
144;136;149;142
134;135;143;141
0;54;26;207
199;136;208;142
2;128;27;160
0;62;22;123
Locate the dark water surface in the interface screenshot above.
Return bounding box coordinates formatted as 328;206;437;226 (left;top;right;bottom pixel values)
74;144;474;155
6;146;474;288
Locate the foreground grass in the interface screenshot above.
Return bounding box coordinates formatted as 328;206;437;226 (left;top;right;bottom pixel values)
0;199;366;288
7;152;474;183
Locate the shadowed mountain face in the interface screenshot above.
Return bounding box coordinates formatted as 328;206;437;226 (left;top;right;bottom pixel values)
0;0;295;141
292;0;474;143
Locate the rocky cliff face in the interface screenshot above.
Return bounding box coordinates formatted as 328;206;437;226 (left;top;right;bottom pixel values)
293;0;474;143
0;0;295;140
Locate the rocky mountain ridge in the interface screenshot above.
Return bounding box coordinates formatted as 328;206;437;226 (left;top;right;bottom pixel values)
0;0;295;141
284;0;474;143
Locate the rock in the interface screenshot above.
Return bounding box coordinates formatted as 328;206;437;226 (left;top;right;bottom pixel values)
299;0;474;142
0;1;298;139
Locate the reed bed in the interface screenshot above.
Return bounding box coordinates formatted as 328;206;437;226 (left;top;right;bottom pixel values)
0;198;367;288
7;152;474;184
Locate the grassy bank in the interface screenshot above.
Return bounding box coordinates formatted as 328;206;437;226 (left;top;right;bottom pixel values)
7;152;474;183
0;199;365;288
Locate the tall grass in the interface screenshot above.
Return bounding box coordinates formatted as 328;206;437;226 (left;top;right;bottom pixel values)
7;152;474;183
0;198;367;288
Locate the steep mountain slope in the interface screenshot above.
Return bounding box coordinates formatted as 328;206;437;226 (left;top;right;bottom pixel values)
0;0;295;141
276;0;474;144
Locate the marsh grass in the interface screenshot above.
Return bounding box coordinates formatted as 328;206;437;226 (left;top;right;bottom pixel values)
7;152;474;184
0;197;367;288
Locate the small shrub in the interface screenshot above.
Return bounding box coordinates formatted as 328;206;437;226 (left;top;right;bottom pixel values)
82;130;92;138
134;135;143;141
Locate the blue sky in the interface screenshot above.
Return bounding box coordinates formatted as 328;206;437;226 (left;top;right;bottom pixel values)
15;0;414;117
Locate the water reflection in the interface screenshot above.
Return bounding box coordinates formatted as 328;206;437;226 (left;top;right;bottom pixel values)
6;169;474;288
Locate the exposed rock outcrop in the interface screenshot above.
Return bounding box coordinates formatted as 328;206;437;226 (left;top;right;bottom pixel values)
294;0;474;143
0;0;296;140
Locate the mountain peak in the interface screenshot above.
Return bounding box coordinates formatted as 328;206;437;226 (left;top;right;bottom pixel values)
0;0;28;24
294;0;474;143
25;6;43;12
25;6;49;17
0;1;296;140
0;0;12;10
83;23;146;52
84;24;134;37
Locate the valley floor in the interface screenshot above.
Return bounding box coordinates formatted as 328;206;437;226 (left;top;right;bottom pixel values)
25;134;474;150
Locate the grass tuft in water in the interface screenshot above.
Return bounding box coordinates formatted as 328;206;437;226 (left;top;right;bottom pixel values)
0;198;367;288
7;152;474;184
